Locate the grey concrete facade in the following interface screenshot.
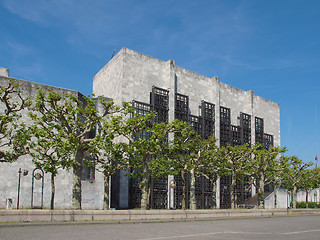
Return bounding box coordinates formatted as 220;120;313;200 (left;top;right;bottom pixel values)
0;76;104;210
93;48;280;148
1;47;283;210
93;48;281;209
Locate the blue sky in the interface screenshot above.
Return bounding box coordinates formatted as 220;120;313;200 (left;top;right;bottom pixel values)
0;0;319;164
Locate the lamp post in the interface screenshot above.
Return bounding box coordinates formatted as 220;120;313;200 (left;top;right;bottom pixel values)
17;168;29;209
169;179;176;209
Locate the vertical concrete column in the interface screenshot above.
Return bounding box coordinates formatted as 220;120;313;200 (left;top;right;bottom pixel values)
0;67;9;77
248;90;256;196
212;77;221;208
167;59;176;209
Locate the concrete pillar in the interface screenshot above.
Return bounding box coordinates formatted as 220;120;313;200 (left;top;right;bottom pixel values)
0;67;9;77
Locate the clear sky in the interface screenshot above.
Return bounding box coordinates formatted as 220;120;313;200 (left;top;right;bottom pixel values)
0;0;319;164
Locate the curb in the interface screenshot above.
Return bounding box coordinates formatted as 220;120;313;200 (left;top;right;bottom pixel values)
1;208;320;225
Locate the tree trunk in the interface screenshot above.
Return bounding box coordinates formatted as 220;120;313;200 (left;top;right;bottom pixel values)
140;162;149;210
306;190;309;208
230;173;236;209
293;185;297;209
274;187;277;209
72;148;83;210
190;168;196;210
211;178;217;209
50;172;55;210
181;170;187;210
257;174;265;209
147;176;152;209
103;174;110;210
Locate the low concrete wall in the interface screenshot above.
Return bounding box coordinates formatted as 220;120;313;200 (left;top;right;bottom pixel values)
1;209;320;223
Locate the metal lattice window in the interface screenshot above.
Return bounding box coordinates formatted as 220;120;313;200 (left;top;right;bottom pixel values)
132;101;152;140
175;93;189;122
129;87;169;209
231;125;241;146
263;133;274;148
174;173;190;209
195;176;213;209
220;107;231;147
132;100;151;116
255;117;264;144
151;86;169;109
151;86;169;123
220;175;231;209
150;178;168;209
190;115;202;135
240;113;251;145
200;101;215;120
201;101;215;139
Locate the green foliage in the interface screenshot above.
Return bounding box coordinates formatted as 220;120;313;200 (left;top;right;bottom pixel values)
281;156;313;190
28;89;133;209
250;144;287;185
296;201;320;208
0;79;31;162
216;144;252;208
169;120;218;177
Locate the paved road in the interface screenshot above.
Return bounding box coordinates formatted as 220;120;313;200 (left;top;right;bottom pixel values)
1;215;320;240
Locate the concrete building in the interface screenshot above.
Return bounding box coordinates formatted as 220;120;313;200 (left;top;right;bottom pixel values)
0;68;104;210
93;48;280;209
1;47;296;210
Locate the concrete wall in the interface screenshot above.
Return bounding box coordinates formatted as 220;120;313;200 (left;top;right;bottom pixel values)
92;47;281;209
0;47;282;210
0;67;9;77
93;48;280;147
264;188;320;209
0;76;104;210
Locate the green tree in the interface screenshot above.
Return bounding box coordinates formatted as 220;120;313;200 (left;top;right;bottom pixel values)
217;144;252;209
169;120;217;210
200;143;223;209
281;156;314;209
122;117;172;210
92;107;154;209
0;79;30;162
29;89;127;209
28;124;66;210
298;168;320;208
249;144;286;209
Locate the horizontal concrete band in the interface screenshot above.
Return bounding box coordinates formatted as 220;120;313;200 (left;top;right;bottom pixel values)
1;209;320;223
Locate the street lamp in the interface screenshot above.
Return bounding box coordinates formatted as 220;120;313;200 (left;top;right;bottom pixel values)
17;168;29;209
169;179;176;209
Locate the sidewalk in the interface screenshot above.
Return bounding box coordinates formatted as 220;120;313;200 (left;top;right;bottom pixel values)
1;208;320;224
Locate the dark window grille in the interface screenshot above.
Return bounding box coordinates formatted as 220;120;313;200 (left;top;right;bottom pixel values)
132;101;152;140
175;93;189;122
129;87;169;209
132;100;151;116
174;173;190;209
195;176;213;209
190;115;202;135
231;125;241;146
150;178;168;209
151;86;169;109
200;101;215;120
240;113;251;145
220;107;231;147
151;86;169;123
255;117;264;144
129;177;141;209
220;175;231;209
264;133;274;148
201;101;215;139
